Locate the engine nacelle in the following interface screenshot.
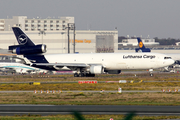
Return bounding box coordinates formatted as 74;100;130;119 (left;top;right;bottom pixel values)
106;70;121;74
89;65;103;74
12;44;46;55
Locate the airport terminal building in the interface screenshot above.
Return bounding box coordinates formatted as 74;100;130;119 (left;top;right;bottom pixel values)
0;16;118;54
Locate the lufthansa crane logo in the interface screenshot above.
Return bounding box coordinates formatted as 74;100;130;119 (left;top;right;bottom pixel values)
139;41;143;48
18;34;27;45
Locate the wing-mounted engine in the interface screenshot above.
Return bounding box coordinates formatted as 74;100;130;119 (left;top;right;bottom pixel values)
9;44;46;55
87;65;104;74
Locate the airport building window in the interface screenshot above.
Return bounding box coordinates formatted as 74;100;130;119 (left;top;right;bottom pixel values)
31;20;34;23
44;20;47;23
56;21;59;23
16;24;21;27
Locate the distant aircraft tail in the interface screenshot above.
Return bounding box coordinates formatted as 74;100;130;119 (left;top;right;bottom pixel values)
135;37;151;52
137;37;145;49
9;27;46;55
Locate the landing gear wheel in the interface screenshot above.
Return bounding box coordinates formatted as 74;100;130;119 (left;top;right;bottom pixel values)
86;74;95;77
74;73;79;77
91;74;95;77
80;73;85;77
150;73;153;77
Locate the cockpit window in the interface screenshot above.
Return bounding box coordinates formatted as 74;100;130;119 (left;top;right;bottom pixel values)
164;57;172;59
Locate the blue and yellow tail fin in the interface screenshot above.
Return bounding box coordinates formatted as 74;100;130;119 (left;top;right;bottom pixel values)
135;37;151;52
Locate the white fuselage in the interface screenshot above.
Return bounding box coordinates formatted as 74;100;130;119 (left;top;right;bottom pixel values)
0;62;42;74
166;53;180;61
43;52;174;70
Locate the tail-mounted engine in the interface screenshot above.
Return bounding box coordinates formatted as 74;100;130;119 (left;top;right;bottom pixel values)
9;44;46;55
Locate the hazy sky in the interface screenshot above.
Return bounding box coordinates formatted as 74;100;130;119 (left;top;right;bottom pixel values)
0;0;180;39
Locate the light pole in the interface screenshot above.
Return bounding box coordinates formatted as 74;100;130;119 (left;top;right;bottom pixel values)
67;24;70;53
61;32;64;53
73;24;76;53
39;30;46;44
66;23;75;53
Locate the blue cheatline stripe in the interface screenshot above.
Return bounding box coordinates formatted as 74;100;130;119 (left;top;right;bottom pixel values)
2;66;35;70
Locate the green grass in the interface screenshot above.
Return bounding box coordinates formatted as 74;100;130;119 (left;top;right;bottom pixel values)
1;114;180;120
0;92;180;106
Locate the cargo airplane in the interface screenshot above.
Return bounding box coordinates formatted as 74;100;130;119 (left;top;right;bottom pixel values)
9;27;174;77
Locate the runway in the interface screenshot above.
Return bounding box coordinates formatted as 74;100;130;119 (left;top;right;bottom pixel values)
0;90;163;93
1;105;180;116
1;80;180;84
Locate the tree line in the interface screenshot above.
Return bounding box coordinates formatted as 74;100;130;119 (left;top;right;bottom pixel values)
154;37;180;45
118;36;180;45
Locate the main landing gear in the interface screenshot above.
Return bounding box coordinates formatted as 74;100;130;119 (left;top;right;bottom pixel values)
73;68;95;77
74;73;95;77
149;69;153;77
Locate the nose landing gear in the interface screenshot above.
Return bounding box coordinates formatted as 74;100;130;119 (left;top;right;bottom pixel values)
149;69;153;77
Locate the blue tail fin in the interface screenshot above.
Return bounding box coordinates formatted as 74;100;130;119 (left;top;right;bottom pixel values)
135;37;151;52
9;27;46;55
137;37;145;49
12;27;35;46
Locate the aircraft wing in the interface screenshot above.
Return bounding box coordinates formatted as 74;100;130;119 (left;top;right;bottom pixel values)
31;63;102;71
32;63;89;67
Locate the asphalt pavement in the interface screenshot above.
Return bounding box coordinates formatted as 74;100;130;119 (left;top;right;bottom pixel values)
0;105;180;116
